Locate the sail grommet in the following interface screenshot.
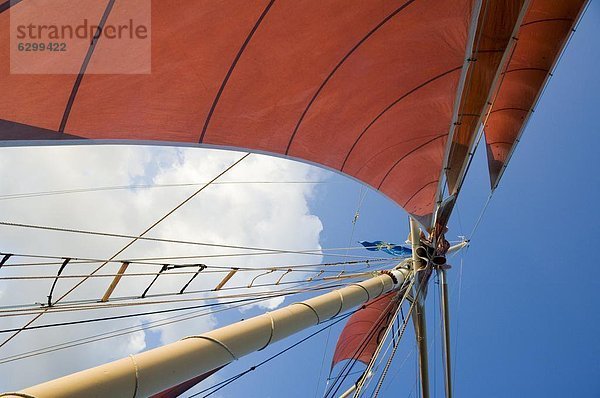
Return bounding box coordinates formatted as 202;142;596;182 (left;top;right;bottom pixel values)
181;335;238;360
258;312;275;351
292;302;321;324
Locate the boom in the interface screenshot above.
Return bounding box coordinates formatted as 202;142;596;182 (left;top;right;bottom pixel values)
5;269;409;398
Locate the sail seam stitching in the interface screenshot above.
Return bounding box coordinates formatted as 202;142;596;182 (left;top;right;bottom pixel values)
376;135;446;189
58;0;116;134
341;66;461;171
198;0;276;143
285;0;417;155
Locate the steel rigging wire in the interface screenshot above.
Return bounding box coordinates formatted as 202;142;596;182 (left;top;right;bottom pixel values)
457;0;591;245
0;293;279;365
0;253;395;312
0;267;367;315
0;252;390;270
0;253;392;311
191;292;401;398
0;180;339;201
376;343;417;396
352;270;422;397
0;274;369;314
323;297;398;398
0;269;352;280
190;311;357;398
368;275;428;398
323;270;417;398
0;221;386;259
0;153;252;348
0;274;357;365
0;272;376;317
452;254;465;390
376;324;438;396
0;277;347;365
0;281;349;334
314;185;368;398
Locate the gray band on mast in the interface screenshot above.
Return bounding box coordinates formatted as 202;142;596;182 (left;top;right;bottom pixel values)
181;335;238;360
291;302;321;324
129;355;139;398
378;275;386;295
258;312;276;351
349;282;372;302
332;290;345;318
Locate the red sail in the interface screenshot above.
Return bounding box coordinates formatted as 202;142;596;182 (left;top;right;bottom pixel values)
0;0;475;227
0;1;587;227
331;292;399;368
484;0;587;188
445;0;528;194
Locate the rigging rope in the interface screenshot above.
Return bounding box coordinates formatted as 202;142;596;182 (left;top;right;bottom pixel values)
0;221;383;259
434;272;438;397
0;283;345;334
354;270;424;397
189;310;357;398
0;153;251;349
314;186;369;397
0;180;337;201
467;191;493;242
323;298;395;398
0;293;272;365
0;274;360;316
0;259;395;314
197;292;402;398
377;345;416;396
442;0;490;202
452;254;465;390
0;268;357;280
366;276;422;398
323;272;415;398
0;275;351;365
0;273;373;317
0;252;390;272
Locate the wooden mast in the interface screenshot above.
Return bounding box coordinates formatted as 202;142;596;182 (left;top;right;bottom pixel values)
5;269;409;398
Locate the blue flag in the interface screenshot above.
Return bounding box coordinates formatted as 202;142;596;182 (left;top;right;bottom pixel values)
359;240;411;257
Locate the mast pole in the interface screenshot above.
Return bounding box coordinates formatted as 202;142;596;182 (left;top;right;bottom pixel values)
410;217;430;398
438;267;452;398
5;269;409;398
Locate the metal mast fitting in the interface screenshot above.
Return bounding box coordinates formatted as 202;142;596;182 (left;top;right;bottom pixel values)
7;269;409;398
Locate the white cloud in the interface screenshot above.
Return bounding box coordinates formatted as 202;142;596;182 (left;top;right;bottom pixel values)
0;145;324;391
